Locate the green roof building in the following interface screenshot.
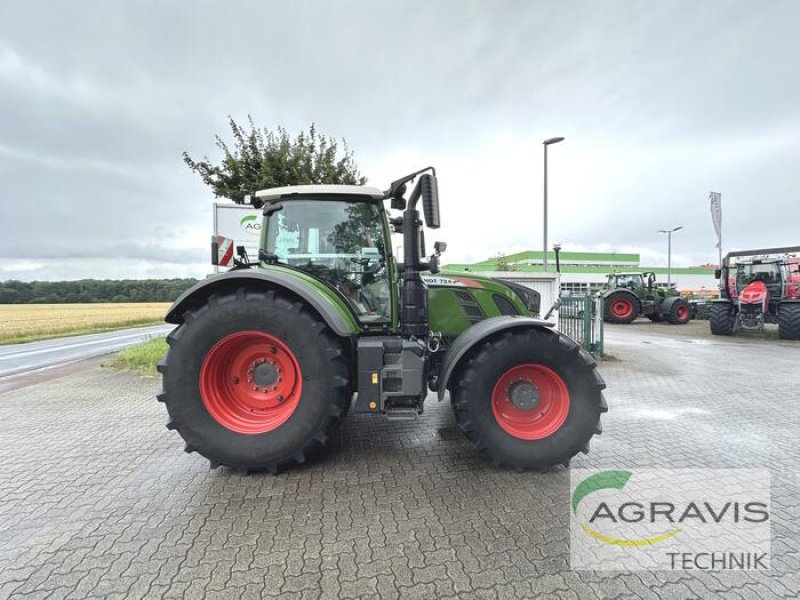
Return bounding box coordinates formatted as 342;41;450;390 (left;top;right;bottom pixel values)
444;250;717;295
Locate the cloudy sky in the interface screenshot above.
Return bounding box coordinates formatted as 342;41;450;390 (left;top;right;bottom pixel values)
2;1;799;281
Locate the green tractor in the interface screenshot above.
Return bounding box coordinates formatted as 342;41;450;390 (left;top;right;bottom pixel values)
602;272;690;325
158;168;607;472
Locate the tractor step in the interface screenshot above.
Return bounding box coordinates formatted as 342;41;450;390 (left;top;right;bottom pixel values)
386;408;420;421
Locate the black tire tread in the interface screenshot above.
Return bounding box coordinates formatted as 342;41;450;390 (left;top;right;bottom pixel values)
451;329;607;471
665;298;690;325
777;302;800;340
603;291;640;324
157;289;351;474
709;302;736;336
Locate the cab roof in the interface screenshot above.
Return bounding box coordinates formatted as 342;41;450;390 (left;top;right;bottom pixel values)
254;184;385;202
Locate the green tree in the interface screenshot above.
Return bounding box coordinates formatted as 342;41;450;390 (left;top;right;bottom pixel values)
183;116;367;203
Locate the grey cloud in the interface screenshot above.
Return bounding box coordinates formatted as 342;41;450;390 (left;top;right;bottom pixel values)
1;0;799;280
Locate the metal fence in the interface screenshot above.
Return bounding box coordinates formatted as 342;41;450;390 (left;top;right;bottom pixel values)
557;295;604;355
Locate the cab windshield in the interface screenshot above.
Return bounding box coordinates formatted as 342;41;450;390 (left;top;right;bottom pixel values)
264;199;391;322
610;274;641;291
737;263;781;289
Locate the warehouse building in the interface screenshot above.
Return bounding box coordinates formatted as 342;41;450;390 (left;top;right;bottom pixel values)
444;250;718;295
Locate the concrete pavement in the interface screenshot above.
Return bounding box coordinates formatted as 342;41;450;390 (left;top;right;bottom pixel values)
0;323;797;598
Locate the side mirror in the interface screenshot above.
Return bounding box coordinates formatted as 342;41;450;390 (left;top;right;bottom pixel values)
434;241;447;254
243;194;264;209
714;268;721;279
390;183;407;210
419;174;440;229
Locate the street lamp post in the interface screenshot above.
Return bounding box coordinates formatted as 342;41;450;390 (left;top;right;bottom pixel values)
553;242;562;273
658;226;683;286
542;136;565;272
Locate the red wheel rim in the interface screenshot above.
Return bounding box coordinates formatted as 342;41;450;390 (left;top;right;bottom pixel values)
199;331;302;434
677;305;689;320
611;298;633;319
491;364;570;440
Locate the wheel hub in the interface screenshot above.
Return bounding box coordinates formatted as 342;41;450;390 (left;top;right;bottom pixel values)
508;380;539;411
491;363;570;440
199;331;302;434
250;359;279;389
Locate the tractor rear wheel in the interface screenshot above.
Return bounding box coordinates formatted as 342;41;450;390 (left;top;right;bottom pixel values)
665;299;691;325
603;291;639;324
777;302;800;340
451;328;607;471
157;289;352;472
709;302;736;336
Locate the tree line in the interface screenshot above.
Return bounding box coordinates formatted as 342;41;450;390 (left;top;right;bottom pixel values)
0;279;199;304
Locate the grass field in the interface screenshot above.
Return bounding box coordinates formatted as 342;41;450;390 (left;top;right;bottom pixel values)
105;336;168;376
0;303;170;344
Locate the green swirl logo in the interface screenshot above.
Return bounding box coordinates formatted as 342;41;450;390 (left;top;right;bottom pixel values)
572;470;683;546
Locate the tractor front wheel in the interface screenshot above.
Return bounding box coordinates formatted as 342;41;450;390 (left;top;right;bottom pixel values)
157;289;352;472
777;302;800;340
709;302;736;336
603;291;639;324
451;328;607;471
665;299;691;325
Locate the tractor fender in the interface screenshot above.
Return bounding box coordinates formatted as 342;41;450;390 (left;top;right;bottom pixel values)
602;287;635;301
435;316;554;401
165;270;358;337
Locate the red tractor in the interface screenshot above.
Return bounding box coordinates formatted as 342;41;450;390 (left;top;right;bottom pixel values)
710;246;800;339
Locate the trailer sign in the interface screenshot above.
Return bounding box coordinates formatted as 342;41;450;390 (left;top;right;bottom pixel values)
213;203;262;270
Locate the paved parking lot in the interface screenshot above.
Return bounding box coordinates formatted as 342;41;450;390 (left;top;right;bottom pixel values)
1;324;798;599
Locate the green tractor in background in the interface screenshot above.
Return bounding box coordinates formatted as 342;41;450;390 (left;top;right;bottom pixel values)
602;272;690;325
158;168;606;473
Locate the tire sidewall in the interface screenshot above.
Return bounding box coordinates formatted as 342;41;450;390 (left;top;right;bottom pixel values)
671;299;690;324
464;333;600;466
604;291;639;323
165;293;339;467
710;303;735;334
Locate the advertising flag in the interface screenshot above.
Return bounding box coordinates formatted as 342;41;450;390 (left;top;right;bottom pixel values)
709;192;722;248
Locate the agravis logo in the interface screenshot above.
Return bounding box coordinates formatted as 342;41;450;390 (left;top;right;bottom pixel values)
572;470;683;546
240;214;261;236
570;469;771;570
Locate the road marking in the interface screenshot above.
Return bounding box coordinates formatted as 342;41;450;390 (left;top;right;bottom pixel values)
0;327;170;359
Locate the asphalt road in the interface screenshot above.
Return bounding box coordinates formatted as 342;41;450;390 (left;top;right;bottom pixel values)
0;324;172;378
0;320;797;598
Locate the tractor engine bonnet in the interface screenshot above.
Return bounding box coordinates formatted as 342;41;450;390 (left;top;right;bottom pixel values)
739;281;768;304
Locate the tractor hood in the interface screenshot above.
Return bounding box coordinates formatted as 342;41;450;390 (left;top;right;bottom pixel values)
423;272;541;316
739;280;768;305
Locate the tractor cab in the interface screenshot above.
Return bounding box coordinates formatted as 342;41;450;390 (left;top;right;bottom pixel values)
606;273;644;294
256;187;393;323
735;259;783;304
605;272;657;297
